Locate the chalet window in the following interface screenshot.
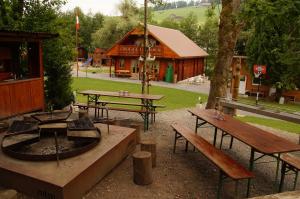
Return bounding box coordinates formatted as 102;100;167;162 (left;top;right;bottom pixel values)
119;59;125;69
151;61;160;74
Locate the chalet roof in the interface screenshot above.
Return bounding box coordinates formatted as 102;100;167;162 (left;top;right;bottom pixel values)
147;25;208;58
0;30;58;41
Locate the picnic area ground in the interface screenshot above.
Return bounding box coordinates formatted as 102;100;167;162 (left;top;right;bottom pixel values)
14;107;299;199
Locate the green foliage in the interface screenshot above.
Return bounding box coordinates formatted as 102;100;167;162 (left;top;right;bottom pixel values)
243;0;300;93
91;0;148;49
179;12;199;41
92;16;137;49
59;8;104;53
159;17;180;29
195;9;219;77
153;6;218;24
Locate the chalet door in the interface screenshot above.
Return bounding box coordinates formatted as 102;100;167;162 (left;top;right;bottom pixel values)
239;75;247;94
131;59;138;73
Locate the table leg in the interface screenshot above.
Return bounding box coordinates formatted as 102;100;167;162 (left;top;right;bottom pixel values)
213;127;218;146
247;148;255;197
195;117;198;134
193;117;198;152
279;161;286;192
217;170;223;199
275;153;281;184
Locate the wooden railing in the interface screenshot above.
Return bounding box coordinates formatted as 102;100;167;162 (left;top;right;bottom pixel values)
119;45;163;56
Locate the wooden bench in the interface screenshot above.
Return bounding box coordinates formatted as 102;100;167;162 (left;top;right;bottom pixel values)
171;124;254;199
97;100;165;122
115;70;131;77
282;95;296;103
279;153;300;192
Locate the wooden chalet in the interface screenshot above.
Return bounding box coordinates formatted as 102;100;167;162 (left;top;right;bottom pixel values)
78;46;87;61
92;48;111;66
231;56;300;102
106;24;208;81
0;30;58;119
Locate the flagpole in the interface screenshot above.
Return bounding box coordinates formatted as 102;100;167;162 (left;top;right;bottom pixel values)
76;10;79;78
76;28;78;78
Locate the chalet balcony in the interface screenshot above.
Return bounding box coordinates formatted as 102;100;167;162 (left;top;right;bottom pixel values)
119;45;163;57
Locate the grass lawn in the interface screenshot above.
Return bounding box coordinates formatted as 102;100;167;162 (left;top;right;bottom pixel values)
237;116;300;134
153;6;219;24
72;77;207;111
72;77;300;134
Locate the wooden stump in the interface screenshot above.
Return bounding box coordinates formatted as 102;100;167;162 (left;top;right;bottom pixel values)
140;140;156;167
132;151;153;185
129;124;141;144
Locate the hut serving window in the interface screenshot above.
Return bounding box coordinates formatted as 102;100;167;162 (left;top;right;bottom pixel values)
0;42;40;81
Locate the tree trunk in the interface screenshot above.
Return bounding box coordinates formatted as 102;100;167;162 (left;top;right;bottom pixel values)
206;0;242;109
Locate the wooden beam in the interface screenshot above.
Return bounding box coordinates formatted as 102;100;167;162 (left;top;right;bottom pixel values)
220;100;300;124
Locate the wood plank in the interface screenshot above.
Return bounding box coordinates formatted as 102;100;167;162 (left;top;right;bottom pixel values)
30;79;44;110
189;109;300;154
281;154;300;170
39;123;67;129
67;130;100;140
79;90;164;100
2;133;39;148
0;84;12;118
98;100;143;106
171;124;253;180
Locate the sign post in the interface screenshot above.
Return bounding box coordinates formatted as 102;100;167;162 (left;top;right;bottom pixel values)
253;65;267;105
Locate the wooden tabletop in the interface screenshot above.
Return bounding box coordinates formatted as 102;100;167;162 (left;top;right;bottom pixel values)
189;109;300;154
79;90;164;100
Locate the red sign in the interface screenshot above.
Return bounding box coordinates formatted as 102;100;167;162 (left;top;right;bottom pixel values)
253;65;267;75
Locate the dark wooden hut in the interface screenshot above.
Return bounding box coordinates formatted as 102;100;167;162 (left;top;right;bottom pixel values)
0;30;58;119
106;24;208;81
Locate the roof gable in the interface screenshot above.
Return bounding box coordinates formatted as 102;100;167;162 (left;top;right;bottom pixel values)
147;25;208;58
106;24;208;58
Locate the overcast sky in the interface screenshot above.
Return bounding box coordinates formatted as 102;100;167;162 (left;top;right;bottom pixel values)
61;0;146;16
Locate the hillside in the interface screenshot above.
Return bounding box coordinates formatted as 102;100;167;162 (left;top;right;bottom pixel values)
153;6;220;24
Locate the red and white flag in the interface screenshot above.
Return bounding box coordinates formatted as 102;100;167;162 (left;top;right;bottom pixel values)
76;15;80;30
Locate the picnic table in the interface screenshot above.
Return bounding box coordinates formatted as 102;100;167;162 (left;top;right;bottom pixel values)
78;90;164;131
189;108;300;197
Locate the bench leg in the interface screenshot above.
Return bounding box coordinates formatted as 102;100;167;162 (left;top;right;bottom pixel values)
279;162;287;192
213;127;218;147
220;131;224;149
217;171;224;199
293;170;298;190
229;136;234;149
173;131;178;153
185;141;189;152
247;148;255;197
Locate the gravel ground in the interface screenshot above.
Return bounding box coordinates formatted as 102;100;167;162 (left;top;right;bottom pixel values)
11;108;300;199
83;108;300;199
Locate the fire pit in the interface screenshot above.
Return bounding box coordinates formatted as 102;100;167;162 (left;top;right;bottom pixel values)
1;117;101;161
0;122;136;199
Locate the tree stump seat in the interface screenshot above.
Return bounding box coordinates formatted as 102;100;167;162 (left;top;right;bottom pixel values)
132;151;153;185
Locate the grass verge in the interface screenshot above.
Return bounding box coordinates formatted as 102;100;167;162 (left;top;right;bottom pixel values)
72;77;207;111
